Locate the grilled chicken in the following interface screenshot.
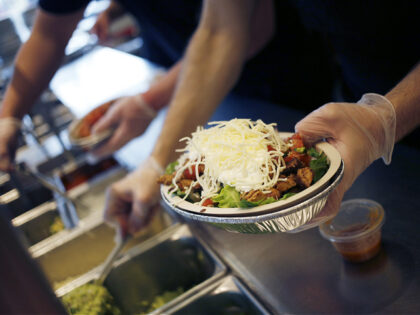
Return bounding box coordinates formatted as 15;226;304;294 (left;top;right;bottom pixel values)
297;167;314;188
241;188;280;202
276;174;297;193
157;174;175;185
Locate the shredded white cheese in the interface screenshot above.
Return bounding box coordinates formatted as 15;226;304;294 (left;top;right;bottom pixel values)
172;119;288;203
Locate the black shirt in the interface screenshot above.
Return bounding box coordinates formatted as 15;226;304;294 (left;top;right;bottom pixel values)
39;0;420;107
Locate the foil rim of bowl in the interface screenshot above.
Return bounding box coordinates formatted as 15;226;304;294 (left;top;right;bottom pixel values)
68;118;113;149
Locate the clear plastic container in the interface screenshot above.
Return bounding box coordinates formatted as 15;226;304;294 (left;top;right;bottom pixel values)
319;199;385;263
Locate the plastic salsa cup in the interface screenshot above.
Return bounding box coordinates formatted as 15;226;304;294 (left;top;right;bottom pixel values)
319;199;385;263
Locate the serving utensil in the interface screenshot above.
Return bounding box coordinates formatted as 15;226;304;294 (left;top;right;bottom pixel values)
96;228;130;285
11;163;79;228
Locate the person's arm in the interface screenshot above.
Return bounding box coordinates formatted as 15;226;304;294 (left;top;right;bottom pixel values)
141;61;182;111
385;62;420;141
0;7;85;171
0;8;85;119
103;0;277;234
92;0;275;159
90;62;183;158
151;0;258;167
90;0;125;42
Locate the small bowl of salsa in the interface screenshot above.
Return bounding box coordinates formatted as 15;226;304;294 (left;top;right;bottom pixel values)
319;199;385;263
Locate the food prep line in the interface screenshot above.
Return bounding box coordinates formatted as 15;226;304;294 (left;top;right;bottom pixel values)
54;222;271;314
4;140;270;313
3;46;417;313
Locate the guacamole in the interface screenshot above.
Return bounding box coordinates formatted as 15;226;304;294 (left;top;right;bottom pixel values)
61;283;121;315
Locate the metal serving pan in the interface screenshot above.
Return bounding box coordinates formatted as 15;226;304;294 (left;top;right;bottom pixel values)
0;175;53;219
170;275;270;315
12;165;127;247
32;207;176;290
12;201;61;247
56;224;226;314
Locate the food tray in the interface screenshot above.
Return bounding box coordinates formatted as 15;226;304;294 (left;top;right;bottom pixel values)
161;133;342;217
56;224;226;315
162;161;344;233
12;201;63;247
170;275;270;315
32;207;176;290
12;164;127;248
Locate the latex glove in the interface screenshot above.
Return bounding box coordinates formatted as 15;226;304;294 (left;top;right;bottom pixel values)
0;118;21;172
103;156;164;236
91;94;157;158
295;93;396;224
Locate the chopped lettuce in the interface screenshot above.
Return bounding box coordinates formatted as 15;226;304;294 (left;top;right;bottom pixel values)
280;192;296;200
212;186;276;208
176;189;186;198
211;185;241;208
238;197;276;208
165;161;178;174
308;147;329;182
307;147;318;157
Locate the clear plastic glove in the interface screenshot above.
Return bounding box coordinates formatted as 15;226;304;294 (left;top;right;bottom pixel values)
0;118;21;172
103;156;164;236
90;94;157;158
295;93;396;224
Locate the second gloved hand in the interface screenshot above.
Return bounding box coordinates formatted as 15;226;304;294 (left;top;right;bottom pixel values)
295;93;396;225
103;156;164;236
91;94;157;158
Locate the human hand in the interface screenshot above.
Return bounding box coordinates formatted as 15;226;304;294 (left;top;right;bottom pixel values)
90;11;111;42
0;118;21;172
90;94;157;158
295;93;396;223
103;156;164;236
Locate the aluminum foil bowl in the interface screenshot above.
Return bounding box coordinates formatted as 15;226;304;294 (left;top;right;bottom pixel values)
68;100;115;150
68;120;112;150
161;161;344;234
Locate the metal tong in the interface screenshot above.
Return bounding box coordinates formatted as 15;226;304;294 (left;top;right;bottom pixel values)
11;163;79;228
96;227;131;285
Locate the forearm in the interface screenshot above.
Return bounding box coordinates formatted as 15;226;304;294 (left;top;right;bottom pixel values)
105;1;125;20
1;36;66;119
385;62;420;142
141;62;182;111
141;0;273;114
152;0;255;166
0;9;84;119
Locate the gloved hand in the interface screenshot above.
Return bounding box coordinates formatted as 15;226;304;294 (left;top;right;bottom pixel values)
295;93;396;224
0;118;21;172
91;94;157;158
103;156;164;236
